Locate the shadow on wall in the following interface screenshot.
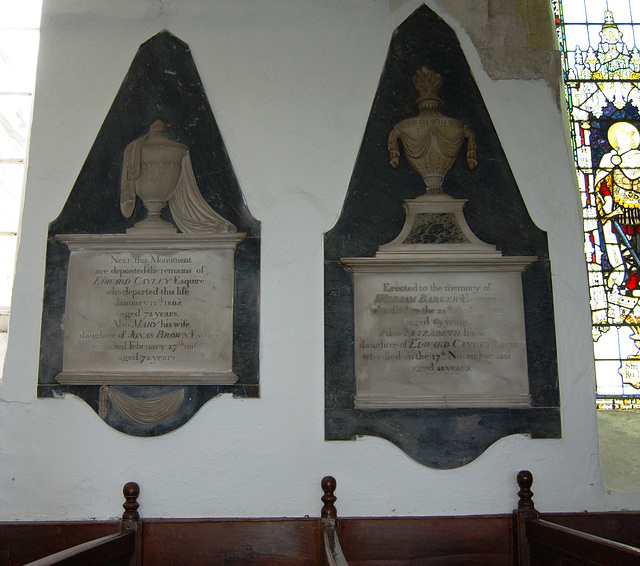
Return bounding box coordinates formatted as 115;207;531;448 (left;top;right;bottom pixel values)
598;410;640;493
0;329;7;375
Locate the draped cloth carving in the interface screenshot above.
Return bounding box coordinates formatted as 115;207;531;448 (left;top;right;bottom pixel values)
170;155;234;233
387;66;477;193
389;123;476;163
99;386;185;425
121;120;235;234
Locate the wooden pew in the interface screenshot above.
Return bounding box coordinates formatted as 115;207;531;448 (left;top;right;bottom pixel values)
14;482;140;566
319;476;512;565
11;472;640;565
320;476;349;566
138;518;319;565
514;470;640;565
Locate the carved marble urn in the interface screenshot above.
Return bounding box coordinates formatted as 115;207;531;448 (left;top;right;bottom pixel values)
388;66;477;194
120;120;187;232
120;120;235;234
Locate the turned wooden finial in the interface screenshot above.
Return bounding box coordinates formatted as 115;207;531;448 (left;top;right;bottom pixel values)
122;481;140;522
321;476;338;519
517;470;535;510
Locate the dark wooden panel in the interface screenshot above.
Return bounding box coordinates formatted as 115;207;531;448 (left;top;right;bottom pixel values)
513;471;640;566
545;512;640;548
22;531;135;566
140;518;320;565
0;521;120;566
530;544;584;566
527;518;640;566
337;515;513;565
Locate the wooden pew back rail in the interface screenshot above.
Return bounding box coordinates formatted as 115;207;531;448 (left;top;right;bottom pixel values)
11;482;141;566
514;470;640;566
4;472;640;565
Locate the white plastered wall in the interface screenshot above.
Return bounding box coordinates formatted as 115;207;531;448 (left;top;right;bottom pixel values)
0;0;636;520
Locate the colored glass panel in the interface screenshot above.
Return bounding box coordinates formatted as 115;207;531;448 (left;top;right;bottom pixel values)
555;0;640;407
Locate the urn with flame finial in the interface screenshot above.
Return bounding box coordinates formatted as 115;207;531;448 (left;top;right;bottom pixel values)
388;66;477;194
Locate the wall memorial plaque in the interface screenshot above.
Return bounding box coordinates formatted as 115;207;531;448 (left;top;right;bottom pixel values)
56;121;245;386
345;264;533;408
342;66;535;409
56;234;243;385
324;6;560;468
38;32;260;436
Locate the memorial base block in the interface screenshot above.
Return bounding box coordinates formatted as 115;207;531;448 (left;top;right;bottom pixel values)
56;232;244;386
55;372;236;385
354;394;531;408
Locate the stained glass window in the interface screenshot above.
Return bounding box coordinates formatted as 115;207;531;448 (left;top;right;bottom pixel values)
555;0;640;409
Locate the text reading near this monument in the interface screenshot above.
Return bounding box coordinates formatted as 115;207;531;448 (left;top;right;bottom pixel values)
89;252;215;364
352;272;530;407
57;242;238;384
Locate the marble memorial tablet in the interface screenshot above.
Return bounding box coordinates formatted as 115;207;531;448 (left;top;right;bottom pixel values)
343;191;536;408
38;32;261;436
324;6;559;468
54;119;247;387
56;235;243;385
344;264;532;407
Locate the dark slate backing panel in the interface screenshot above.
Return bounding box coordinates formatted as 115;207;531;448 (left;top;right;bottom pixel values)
38;31;260;436
324;5;560;468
